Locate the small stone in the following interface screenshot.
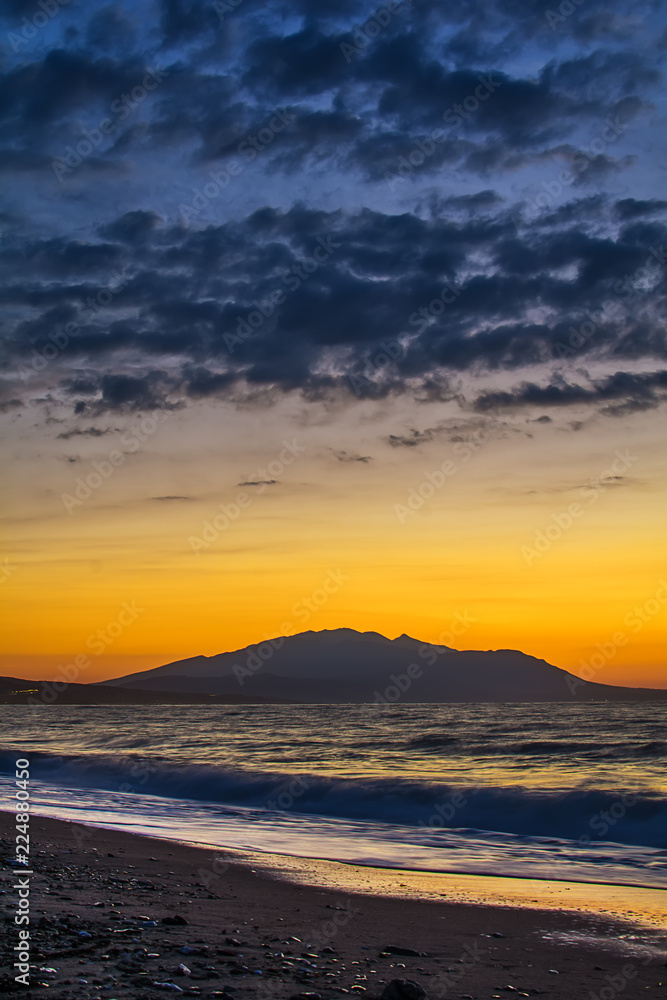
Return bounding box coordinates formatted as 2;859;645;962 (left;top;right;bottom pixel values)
381;979;427;1000
162;914;189;926
383;947;425;957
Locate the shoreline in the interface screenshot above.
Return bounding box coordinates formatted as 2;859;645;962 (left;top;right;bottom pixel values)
9;805;666;927
1;812;665;998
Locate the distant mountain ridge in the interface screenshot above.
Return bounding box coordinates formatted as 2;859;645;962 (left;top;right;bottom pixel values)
0;675;290;706
98;628;667;702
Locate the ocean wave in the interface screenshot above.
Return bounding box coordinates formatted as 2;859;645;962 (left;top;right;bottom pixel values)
0;750;665;849
3;775;665;888
405;735;460;750
632;741;667;757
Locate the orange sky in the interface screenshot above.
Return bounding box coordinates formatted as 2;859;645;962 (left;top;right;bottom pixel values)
1;392;666;688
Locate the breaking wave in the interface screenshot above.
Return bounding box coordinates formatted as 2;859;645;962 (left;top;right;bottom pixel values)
1;750;665;849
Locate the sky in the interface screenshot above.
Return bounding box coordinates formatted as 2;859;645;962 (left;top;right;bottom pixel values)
1;0;666;688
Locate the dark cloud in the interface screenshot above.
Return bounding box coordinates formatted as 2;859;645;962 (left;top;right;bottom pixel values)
387;429;435;448
86;6;137;54
56;426;118;439
99;210;163;243
614;199;667;221
1;0;664;425
151;495;194;501
242;26;352;97
159;0;227;43
62;372;182;414
331;450;372;463
2;0;659;187
1;196;665;418
473;370;667;415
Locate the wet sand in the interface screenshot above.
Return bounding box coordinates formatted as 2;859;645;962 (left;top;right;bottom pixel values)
0;812;665;999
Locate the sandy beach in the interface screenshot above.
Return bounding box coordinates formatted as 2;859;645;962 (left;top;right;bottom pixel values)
1;812;665;999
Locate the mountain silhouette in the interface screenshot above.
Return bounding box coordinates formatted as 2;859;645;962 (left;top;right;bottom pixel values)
98;628;667;702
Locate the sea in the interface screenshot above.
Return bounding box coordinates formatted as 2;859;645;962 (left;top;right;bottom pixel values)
1;703;666;889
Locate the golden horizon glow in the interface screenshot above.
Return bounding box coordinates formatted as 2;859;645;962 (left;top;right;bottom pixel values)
2;396;666;688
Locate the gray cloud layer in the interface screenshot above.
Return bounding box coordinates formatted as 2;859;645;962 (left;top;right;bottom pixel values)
1;0;665;420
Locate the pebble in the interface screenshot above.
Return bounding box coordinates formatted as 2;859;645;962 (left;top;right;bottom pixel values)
383;947;425;958
381;979;427;1000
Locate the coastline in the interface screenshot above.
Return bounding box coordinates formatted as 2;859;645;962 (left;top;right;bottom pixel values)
1;812;665;997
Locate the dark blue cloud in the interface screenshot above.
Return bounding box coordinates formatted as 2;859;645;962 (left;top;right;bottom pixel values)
0;0;665;421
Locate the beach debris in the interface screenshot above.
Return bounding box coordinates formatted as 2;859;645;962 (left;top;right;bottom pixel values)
152;982;184;992
382;947;426;957
381;979;427;1000
162;915;189;926
547;969;559;974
